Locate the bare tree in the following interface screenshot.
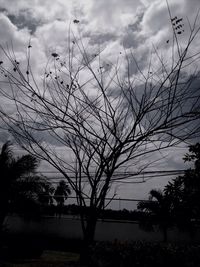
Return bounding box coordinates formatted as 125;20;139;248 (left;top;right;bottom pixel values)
0;12;200;246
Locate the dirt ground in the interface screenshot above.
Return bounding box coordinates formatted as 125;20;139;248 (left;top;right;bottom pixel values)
0;250;81;267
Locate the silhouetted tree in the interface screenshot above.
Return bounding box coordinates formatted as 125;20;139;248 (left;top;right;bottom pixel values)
138;189;172;242
138;144;200;240
164;143;200;228
0;141;53;229
37;179;54;206
54;180;71;217
0;11;200;251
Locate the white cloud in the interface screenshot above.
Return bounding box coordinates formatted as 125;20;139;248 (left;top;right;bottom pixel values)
35;20;69;52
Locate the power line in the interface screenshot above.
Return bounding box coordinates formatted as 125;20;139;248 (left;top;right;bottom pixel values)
36;169;186;175
35;169;185;184
25;195;149;203
66;196;149;202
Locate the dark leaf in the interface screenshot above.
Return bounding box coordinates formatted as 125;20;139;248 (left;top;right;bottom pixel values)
171;16;177;22
51;53;59;58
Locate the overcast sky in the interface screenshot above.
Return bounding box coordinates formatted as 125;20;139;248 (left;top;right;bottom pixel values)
0;0;199;204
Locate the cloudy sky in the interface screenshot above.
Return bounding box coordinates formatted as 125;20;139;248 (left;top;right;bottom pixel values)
0;0;199;205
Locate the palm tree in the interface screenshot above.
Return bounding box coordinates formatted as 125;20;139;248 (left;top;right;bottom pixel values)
0;141;53;229
13;175;55;209
54;180;71;217
137;189;172;242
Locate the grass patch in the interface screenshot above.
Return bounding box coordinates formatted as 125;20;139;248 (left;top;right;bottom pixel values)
41;250;80;262
0;250;80;267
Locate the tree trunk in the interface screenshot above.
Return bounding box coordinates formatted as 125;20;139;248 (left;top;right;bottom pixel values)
80;212;97;264
84;216;97;244
163;227;168;242
0;214;6;231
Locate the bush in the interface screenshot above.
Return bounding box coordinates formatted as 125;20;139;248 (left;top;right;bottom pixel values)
89;241;200;267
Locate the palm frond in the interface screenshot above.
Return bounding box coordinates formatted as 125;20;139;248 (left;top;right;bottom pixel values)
0;141;13;167
137;200;160;214
149;189;164;202
11;155;39;180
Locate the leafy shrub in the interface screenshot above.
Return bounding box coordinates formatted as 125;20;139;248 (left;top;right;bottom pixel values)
89;241;200;267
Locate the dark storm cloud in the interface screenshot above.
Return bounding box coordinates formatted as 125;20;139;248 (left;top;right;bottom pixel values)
7;12;39;34
88;32;118;46
122;31;144;50
124;49;149;75
0;8;41;34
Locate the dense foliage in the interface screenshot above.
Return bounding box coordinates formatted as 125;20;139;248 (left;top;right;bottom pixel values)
137;143;200;237
0;142;54;226
89;241;200;267
165;143;200;224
